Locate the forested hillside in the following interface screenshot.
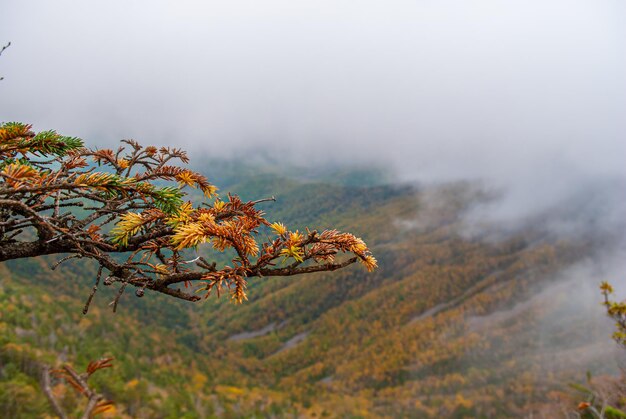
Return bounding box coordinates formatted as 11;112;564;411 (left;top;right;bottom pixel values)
0;165;621;418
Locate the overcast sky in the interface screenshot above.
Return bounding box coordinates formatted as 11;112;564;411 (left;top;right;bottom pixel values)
1;0;625;215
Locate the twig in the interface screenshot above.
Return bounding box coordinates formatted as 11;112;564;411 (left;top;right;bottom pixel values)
83;266;103;315
259;257;359;277
53;191;61;218
81;396;99;419
61;366;103;419
0;42;10;57
0;41;10;81
4;228;23;240
51;254;83;270
41;366;69;419
110;282;127;312
251;196;276;205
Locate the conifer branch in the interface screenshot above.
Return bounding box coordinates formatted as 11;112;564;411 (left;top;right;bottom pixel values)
0;122;376;311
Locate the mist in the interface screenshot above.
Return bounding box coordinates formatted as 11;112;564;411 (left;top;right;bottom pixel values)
1;0;625;221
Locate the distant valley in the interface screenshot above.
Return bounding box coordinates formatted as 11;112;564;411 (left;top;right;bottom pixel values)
0;163;623;418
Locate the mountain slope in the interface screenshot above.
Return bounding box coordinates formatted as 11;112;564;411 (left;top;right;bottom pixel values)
0;167;622;418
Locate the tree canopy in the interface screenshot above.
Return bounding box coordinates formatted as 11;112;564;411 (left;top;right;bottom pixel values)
0;122;376;312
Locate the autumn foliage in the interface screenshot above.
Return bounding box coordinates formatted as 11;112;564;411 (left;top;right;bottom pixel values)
0;122;376;311
600;281;626;347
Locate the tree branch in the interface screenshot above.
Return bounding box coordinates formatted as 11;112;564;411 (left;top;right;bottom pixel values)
259;257;359;277
41;366;68;419
0;125;376;310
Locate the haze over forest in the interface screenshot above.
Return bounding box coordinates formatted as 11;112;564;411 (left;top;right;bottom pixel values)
2;1;625;194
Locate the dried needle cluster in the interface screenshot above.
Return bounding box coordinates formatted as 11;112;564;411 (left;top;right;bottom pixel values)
0;122;376;312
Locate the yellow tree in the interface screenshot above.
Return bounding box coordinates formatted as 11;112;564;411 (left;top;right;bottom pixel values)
0;122;376;313
600;282;626;347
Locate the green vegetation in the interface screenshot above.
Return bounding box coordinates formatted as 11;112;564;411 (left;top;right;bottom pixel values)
0;165;621;417
602;282;626;348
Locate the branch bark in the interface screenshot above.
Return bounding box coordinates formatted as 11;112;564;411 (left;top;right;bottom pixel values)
41;366;68;419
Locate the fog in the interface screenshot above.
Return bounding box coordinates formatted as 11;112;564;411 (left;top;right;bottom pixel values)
1;0;625;220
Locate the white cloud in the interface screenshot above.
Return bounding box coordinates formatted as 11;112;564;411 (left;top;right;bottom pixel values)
1;0;625;216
